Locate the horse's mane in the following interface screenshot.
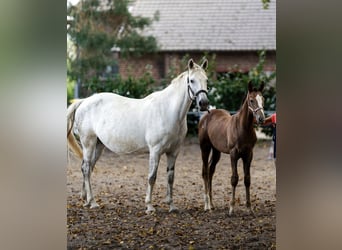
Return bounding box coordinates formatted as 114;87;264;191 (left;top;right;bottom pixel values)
171;64;203;85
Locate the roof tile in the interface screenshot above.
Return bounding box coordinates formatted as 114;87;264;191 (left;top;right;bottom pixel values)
131;0;276;51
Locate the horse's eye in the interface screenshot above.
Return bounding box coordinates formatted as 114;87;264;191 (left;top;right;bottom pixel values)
190;79;194;84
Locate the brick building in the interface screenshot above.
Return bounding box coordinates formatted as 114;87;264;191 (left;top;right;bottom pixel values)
116;0;276;83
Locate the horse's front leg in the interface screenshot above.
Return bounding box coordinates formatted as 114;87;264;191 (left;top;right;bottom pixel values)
166;151;179;212
229;149;239;216
145;149;161;214
242;151;254;215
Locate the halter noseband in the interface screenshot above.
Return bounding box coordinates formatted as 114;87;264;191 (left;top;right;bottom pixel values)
248;106;263;113
247;96;264;114
187;76;208;101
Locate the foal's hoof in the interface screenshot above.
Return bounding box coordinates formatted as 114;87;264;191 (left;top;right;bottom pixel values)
247;208;255;216
228;207;234;216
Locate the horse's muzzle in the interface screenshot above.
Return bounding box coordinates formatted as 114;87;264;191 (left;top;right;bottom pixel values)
258;117;265;124
198;97;209;111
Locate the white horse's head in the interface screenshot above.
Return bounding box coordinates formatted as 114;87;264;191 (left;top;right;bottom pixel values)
187;58;209;111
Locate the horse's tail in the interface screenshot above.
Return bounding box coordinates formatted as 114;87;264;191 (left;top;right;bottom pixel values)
67;99;83;159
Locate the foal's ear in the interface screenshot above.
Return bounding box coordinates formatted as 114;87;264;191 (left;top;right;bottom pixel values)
201;58;208;70
188;59;194;70
259;81;265;92
248;81;253;92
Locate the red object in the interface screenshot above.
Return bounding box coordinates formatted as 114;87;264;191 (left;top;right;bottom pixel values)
271;113;276;124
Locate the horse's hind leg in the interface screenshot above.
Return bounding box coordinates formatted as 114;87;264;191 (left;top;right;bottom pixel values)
242;150;253;215
208;148;221;209
165;150;180;212
80;139;105;200
200;143;211;211
80;135;99;208
229;149;239;216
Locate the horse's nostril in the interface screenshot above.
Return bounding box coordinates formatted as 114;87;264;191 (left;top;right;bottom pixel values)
200;99;208;106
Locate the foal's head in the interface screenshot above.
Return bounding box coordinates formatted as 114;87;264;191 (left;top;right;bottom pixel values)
187;59;209;111
247;81;265;124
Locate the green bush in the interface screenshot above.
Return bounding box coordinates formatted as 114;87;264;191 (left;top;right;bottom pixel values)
83;69;155;99
208;51;276;111
67;79;75;104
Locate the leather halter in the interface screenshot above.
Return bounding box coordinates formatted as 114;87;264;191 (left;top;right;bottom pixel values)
187;76;208;101
247;96;264;114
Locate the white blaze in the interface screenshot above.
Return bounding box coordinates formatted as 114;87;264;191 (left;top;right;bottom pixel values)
256;94;265;116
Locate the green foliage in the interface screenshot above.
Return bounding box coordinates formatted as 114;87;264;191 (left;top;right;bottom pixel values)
208;51;276;112
67;79;75;104
67;0;158;90
86;70;155;99
261;0;271;9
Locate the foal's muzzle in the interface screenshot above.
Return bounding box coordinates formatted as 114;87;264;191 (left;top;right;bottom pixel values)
249;106;265;124
255;111;265;124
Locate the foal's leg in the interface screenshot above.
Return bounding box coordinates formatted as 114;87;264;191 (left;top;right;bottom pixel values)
201;144;211;210
229;149;239;216
145;148;161;213
165;150;180;212
242;150;253;215
208;148;221;209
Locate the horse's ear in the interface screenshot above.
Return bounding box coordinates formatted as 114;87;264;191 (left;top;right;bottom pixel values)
248;81;253;92
188;59;194;70
259;81;265;92
201;58;208;70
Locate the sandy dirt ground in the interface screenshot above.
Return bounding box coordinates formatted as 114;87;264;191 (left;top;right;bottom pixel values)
67;137;276;249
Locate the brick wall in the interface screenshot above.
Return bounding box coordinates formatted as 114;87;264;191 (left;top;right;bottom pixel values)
118;51;276;84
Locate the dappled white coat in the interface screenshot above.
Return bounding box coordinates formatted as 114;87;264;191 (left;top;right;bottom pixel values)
67;59;209;213
75;81;189;155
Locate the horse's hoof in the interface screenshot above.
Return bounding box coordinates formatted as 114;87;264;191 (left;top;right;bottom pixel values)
90;202;99;209
145;205;156;214
169;206;179;213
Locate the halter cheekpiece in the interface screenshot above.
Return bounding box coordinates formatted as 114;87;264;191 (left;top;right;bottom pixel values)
247;96;263;114
187;76;208;101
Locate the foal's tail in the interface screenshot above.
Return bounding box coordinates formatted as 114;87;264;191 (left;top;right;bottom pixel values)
67;100;83;159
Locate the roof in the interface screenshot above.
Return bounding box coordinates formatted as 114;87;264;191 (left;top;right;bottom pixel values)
131;0;276;51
